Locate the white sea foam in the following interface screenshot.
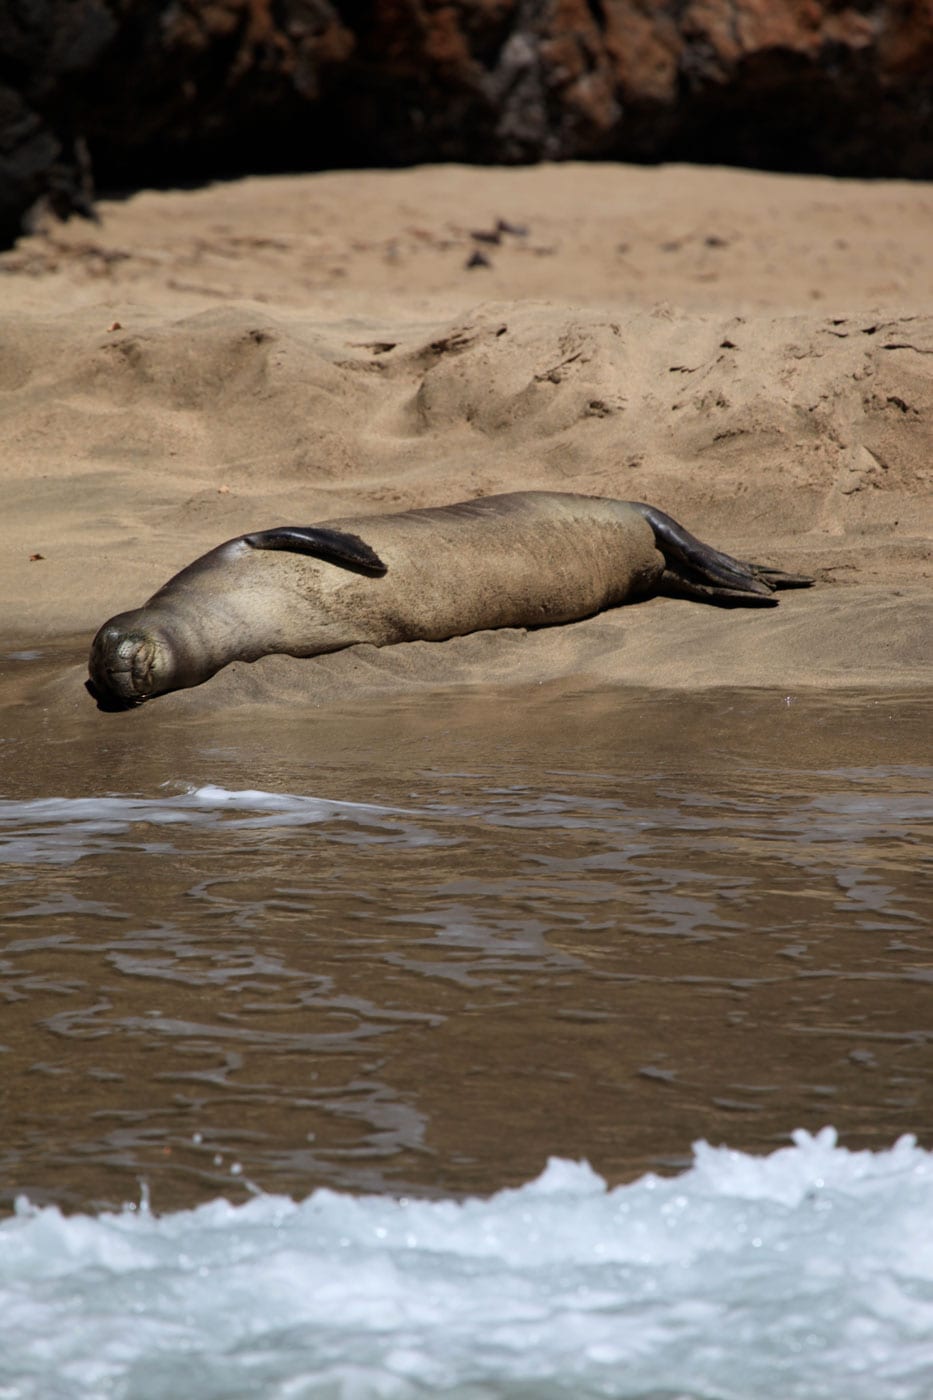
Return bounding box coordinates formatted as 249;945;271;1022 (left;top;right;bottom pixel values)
4;1128;933;1399
0;786;419;866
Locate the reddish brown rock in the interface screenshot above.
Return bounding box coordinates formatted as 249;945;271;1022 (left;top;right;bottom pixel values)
2;0;932;246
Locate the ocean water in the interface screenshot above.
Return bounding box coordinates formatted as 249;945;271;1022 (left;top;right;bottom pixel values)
2;683;931;1397
4;1129;933;1400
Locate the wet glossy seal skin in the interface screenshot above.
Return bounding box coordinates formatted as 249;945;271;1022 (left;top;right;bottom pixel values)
86;491;811;709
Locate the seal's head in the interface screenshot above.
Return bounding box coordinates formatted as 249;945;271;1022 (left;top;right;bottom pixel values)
87;612;178;710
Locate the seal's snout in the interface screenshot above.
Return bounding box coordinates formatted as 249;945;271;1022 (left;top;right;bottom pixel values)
84;676;141;712
87;613;166;709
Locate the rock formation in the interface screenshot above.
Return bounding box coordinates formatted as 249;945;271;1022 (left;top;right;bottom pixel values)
3;0;932;245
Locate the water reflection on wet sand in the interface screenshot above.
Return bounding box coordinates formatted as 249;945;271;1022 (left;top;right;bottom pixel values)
1;655;931;1213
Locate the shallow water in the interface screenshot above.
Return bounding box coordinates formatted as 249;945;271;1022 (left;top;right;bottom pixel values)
1;656;930;1218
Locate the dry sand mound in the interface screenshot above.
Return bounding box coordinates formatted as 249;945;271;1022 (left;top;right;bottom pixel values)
0;164;930;708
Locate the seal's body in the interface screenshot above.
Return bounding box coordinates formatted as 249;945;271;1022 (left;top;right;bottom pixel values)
88;492;810;708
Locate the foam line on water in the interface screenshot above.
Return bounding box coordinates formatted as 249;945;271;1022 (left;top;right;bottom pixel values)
0;786;420;867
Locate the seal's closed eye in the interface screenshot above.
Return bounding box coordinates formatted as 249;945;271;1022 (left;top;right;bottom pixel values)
244;526;388;576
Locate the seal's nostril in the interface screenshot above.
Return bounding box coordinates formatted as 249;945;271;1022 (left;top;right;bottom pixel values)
84;678;138;712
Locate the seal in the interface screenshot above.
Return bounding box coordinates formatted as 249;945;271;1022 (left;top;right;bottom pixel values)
87;492;810;708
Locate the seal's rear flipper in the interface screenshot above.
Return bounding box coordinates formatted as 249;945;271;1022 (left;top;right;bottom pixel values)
244;526;388;576
745;564;813;589
631;503;813;606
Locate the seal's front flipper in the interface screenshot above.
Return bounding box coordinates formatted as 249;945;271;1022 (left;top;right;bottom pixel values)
244;526;388;576
631;502;813;606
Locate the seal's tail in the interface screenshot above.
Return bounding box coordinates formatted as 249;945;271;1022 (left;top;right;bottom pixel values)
631;503;813;606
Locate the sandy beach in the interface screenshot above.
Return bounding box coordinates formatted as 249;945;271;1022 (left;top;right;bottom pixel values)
1;161;930;709
2;157;932;1244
